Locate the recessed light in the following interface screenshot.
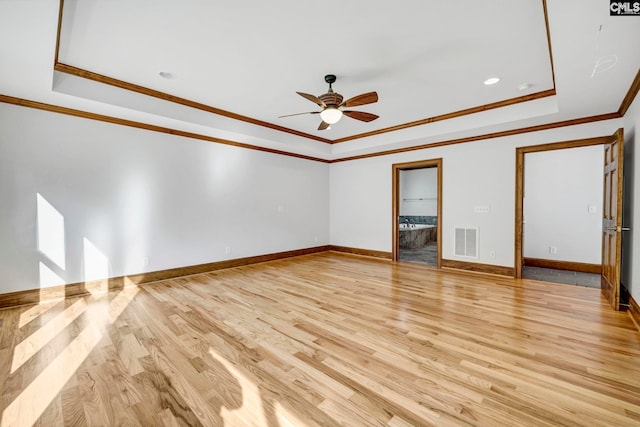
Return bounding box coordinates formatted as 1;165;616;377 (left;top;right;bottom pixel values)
518;83;533;91
484;77;500;85
159;71;175;79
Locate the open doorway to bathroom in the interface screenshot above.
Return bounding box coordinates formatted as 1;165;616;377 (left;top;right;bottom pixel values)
392;159;442;267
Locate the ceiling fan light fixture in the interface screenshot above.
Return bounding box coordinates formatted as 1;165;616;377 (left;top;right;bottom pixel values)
320;107;343;124
484;77;501;85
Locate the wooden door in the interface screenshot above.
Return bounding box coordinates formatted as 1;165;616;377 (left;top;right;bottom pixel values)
601;129;624;310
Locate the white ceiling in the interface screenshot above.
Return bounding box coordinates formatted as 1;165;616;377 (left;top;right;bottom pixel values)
1;1;639;159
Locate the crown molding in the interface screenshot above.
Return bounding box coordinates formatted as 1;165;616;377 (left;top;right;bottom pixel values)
53;0;559;145
619;68;640;116
54;63;334;145
332;89;556;144
1;94;625;164
0;94;329;163
331;112;621;163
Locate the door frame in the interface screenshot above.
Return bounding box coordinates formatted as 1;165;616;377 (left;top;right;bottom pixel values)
514;133;616;279
392;158;442;266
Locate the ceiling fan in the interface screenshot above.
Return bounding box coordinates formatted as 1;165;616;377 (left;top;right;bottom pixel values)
279;74;379;130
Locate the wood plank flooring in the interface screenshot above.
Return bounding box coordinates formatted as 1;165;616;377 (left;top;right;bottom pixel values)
1;251;639;426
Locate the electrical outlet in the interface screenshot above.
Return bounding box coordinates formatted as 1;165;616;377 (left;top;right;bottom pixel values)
142;256;150;266
225;246;232;254
314;236;319;243
489;251;496;259
549;246;557;255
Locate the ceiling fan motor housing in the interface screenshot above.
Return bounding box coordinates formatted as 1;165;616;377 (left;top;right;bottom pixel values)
319;92;343;107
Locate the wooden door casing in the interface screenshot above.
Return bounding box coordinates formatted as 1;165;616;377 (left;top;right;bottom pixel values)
392;158;442;267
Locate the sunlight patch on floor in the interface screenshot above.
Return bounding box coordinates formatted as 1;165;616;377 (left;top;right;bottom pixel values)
18;299;60;329
1;287;139;425
274;401;307;427
210;347;268;426
1;319;102;426
11;298;87;374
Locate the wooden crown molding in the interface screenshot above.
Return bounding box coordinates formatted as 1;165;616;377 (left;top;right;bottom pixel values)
53;61;562;147
0;94;623;165
542;0;556;89
54;63;334;145
332;89;557;144
53;0;331;145
53;1;561;146
331;113;620;163
0;94;329;164
54;0;64;65
55;59;560;147
8;0;632;164
619;68;640;116
333;0;557;144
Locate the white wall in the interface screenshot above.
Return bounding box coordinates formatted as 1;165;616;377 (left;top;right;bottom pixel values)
330;119;622;267
399;168;438;216
0;103;330;294
623;91;639;303
0;100;635;297
523;145;604;264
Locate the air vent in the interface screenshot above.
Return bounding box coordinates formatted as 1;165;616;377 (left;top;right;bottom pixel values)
454;227;478;258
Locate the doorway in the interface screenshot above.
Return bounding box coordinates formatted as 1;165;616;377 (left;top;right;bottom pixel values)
521;144;604;288
392;159;442;267
514;130;625;310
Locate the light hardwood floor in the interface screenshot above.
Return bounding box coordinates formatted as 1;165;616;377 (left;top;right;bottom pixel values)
1;252;639;426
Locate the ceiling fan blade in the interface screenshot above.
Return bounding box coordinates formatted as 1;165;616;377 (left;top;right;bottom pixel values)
341;91;378;108
297;92;326;108
343;110;379;122
278;111;319;118
318;121;330;131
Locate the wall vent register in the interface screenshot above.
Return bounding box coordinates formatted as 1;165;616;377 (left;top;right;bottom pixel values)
454;227;478;258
